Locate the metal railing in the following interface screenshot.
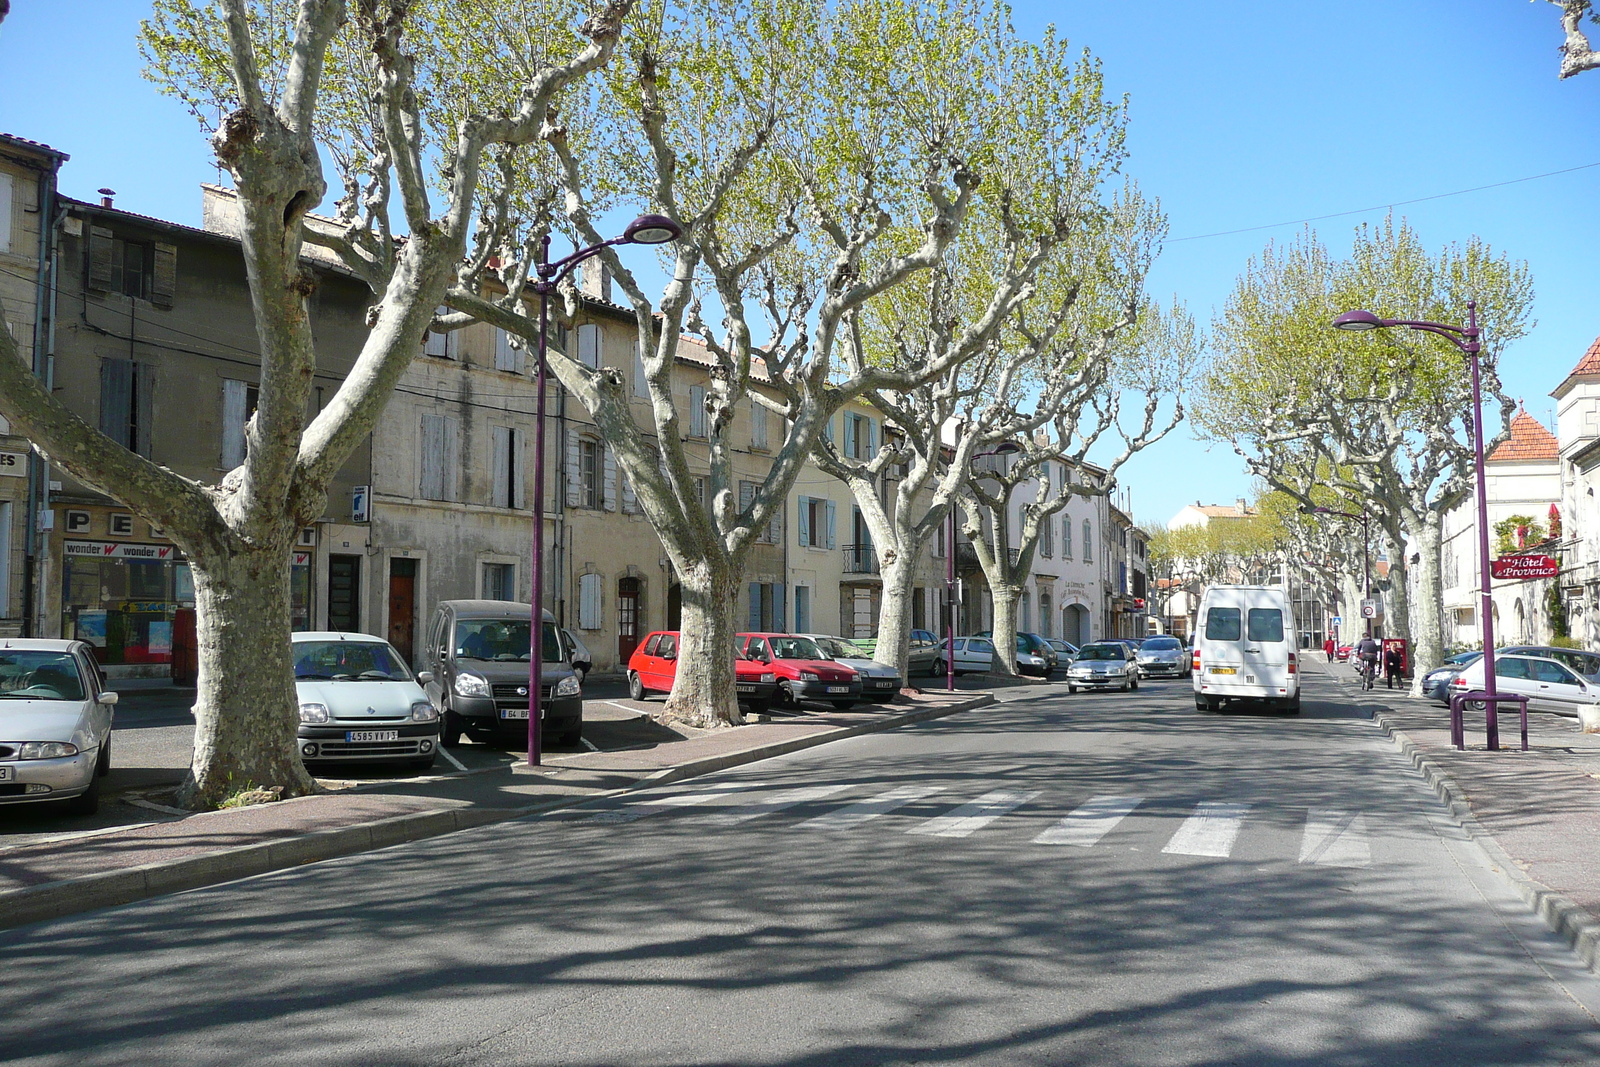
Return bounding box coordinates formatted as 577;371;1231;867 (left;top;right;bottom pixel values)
842;544;879;574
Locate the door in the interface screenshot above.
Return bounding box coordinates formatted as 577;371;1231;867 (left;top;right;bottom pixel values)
388;558;417;664
1240;605;1289;692
1526;657;1587;714
327;555;361;632
1489;657;1539;710
667;583;682;630
852;589;873;638
961;637;995;672
617;578;641;664
649;632;678;691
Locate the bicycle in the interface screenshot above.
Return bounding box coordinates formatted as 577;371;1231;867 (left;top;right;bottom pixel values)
1359;656;1378;691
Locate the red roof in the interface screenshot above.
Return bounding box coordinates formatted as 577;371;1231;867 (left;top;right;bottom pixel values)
1487;411;1559;463
1566;334;1600;379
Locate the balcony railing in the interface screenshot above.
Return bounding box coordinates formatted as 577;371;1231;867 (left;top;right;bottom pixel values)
842;544;879;574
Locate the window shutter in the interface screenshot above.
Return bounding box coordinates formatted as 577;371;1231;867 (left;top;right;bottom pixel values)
88;226;115;291
824;500;836;549
1063;516;1072;558
621;468;638;514
579;573;601;629
602;445;617;511
689;385;706;437
565;427;581;508
751;401;767;449
866;418;878;459
798;496;810;547
633;342;647;397
578;324;601;369
1083;519;1092;561
822;414;834;444
99;358;133;448
766;503;782;544
0;173;11;253
419;414;443;499
739;480;756;518
773;584;785;631
151;242;177;307
441;414;459;501
491;425;511;507
222;379;249;469
749;584;762;630
495;329;523;373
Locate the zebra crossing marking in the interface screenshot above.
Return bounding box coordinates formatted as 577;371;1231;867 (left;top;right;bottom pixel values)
1162;801;1251;857
908;789;1042;838
1033;795;1145;846
586;781;770;824
1299;808;1372;868
697;784;855;826
795;784;946;832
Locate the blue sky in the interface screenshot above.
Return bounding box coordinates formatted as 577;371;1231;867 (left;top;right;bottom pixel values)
2;1;1596;529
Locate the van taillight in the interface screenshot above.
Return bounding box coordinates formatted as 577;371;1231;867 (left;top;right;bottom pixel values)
1287;652;1296;675
1192;649;1201;670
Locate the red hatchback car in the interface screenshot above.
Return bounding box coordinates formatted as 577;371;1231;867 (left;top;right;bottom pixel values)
627;631;779;712
737;633;863;709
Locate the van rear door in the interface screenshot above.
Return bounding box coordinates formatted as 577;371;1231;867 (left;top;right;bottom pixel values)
1202;604;1244;681
1240;605;1288;690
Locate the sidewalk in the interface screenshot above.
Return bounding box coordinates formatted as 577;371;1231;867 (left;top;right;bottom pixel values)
0;689;994;931
1313;655;1600;969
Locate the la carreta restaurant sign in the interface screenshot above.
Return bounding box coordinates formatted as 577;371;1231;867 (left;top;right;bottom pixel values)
1490;554;1560;580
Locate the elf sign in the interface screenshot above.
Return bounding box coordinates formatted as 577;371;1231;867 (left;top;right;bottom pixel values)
1490;554;1560;580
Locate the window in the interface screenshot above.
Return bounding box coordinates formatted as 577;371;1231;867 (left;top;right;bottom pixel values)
689;385;708;437
1494;658;1529;680
419;413;459;501
577;323;602;369
797;496;835;549
88;225;175;305
424;307;457;359
751;399;768;450
843;412;877;460
100;358;154;455
494;329;524;373
221;379;260;469
794;585;811;632
1040;512;1053;557
491;425;523;509
1063;516;1073;559
936;519;946;559
481;562;515;601
580;438;601;509
740;481;781;543
1205;607;1241;641
578;572;603;630
1039;591;1052;637
1246;608;1284;643
1082;519;1092;562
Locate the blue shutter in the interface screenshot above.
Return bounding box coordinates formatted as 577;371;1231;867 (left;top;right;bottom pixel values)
866;418;878;459
773;584;785;631
824;500;836;549
749;584;763;630
798;497;810;546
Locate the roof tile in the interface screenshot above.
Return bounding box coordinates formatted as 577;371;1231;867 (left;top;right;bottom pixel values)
1487;410;1559;463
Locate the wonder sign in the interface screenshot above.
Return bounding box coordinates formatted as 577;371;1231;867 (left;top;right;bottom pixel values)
1491;554;1560;580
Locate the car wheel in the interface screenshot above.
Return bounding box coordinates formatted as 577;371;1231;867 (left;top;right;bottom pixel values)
779;682;798;707
628;671;645;701
439;703;463;747
832;700;857;710
63;773;100;817
746;699;770;716
931;658;945;676
1066;683;1076;694
96;738;112;777
1284;692;1302;716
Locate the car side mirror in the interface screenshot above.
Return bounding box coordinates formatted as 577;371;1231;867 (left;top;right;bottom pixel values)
663;650;677;661
417;671;434;684
98;692;119;706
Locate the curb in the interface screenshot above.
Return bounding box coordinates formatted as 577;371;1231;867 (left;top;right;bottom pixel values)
0;692;996;932
1366;700;1600;974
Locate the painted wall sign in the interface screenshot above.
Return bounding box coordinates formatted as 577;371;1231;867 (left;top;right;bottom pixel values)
1491;554;1560;580
64;540;178;561
0;450;27;476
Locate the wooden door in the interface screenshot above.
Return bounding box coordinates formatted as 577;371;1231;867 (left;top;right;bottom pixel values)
388;558;417;663
617;577;641;664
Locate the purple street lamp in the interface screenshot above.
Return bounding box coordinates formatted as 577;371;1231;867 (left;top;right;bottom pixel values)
525;214;681;765
1331;303;1495;742
948;441;1024;691
1301;503;1373;640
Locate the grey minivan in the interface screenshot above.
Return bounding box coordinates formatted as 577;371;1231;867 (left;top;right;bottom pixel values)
423;601;584;747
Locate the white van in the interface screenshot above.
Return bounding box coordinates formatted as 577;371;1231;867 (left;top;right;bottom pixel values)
1192;585;1300;713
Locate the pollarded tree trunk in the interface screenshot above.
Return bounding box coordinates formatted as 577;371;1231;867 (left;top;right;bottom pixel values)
1408;514;1448;695
663;558;743;728
989;583;1020;675
876;552;919;681
183;540;314;807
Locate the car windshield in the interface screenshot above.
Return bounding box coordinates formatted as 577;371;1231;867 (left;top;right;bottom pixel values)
294;641;411;681
769;636;825;660
0;652;86;701
1143;637;1181;651
454;619;561;662
1076;645;1122;661
814;637;863;658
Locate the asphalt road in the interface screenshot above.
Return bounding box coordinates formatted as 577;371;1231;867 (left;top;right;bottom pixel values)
6;671;1600;1065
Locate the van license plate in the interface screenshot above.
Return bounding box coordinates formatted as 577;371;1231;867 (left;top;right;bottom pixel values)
346;730;399;742
1209;666;1237;675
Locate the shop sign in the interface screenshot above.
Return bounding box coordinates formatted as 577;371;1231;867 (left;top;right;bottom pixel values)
352;485;370;523
65;540;179;561
1491;554;1560;580
0;450;27;477
292;551;311;567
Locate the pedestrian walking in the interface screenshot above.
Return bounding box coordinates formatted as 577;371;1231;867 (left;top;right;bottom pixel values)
1324;637;1335;663
1384;642;1403;689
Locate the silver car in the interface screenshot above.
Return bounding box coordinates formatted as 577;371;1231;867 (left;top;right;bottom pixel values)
799;634;903;701
1066;642;1140;693
0;639;118;815
1135;635;1190;678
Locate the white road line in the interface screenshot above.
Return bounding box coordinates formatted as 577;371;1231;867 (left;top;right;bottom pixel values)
580;737;601;752
600;700;650;715
1299;808;1373;868
1033;795;1144;846
794;784;946;832
698;784;855;826
586;781;771;824
437;746;469;772
1162;801;1252;857
908;789;1041;838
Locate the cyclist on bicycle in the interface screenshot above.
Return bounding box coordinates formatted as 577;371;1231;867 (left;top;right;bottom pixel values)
1355;634;1380;689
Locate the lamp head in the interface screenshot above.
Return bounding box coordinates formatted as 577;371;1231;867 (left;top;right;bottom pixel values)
622;214;682;245
989;440;1024;456
1331;309;1386;332
1298;504;1318;515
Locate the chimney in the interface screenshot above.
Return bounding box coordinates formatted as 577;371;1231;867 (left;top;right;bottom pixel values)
1235;497;1249;515
98;187;115;208
580;257;612;302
